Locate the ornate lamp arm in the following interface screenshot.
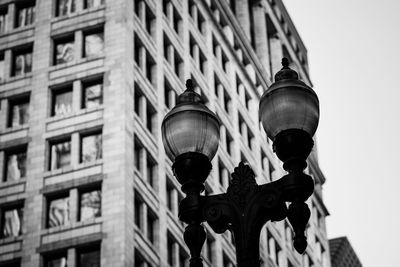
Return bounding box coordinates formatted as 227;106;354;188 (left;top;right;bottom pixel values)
177;162;314;267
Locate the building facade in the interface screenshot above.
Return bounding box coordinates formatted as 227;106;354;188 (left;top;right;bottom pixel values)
329;237;362;267
0;0;330;266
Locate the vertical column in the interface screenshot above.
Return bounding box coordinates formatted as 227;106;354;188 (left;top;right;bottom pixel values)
72;80;82;111
215;45;222;68
171;189;178;217
0;151;4;182
193;45;199;68
166;2;173;25
217;84;224;106
253;4;271;78
220;125;226;151
269;35;283;78
235;0;250;39
172;242;180;267
70;188;79;223
67;248;76;267
142;204;148;238
138;1;146;24
0;99;9;130
6;3;15;32
71;132;80;167
138;95;147;123
238;83;245;105
168;89;176;108
75;30;83;61
139;47;146;75
4;50;12;79
222;168;229;190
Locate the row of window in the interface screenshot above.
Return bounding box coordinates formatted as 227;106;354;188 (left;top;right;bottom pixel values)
0;186;100;239
3;130;102;182
0;0;104;35
0;29;103;82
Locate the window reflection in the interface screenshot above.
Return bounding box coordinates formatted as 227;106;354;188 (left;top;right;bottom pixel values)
80;190;101;221
53;90;72;116
84;32;104;58
1;207;23;238
48;197;69;227
83;82;103;109
5;151;27;181
50;140;71;170
56;0;76;17
81;133;102;163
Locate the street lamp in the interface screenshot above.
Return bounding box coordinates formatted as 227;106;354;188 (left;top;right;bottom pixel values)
161;58;319;267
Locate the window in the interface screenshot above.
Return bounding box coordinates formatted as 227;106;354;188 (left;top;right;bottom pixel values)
4;148;27;182
56;0;76;17
134;36;156;85
8;97;29;127
134;192;142;227
166;180;173;211
146;155;156;187
54;36;74;65
16;2;35;28
45;252;68;267
84;0;104;9
13;48;32;76
47;195;69;227
0;7;7;34
0;259;21;267
82;79;103;108
147;210;156;244
79;189;101;221
0;53;4;81
84;30;104;58
135;249;152;267
52;87;72;116
80;132;102;163
164;79;177;109
1;205;23;238
77;246;100;267
50;139;71;170
134;138;143;172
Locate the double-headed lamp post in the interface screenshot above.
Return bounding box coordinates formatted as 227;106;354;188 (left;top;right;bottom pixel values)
161;58;319;267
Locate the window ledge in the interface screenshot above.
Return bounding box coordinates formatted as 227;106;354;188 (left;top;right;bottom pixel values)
0;73;32;85
0;178;26;189
0;235;23;245
51;6;106;23
44;160;103;178
41;217;102;235
0;124;29;134
46;106;104;123
0;25;35;38
49;56;105;72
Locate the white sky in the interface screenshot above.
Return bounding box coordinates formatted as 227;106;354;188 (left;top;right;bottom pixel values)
283;0;400;266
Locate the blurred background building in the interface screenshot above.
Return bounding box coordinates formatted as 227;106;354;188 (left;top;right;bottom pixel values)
329;237;362;267
0;0;330;266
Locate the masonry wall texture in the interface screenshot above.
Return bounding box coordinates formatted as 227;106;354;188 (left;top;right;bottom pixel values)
0;0;330;266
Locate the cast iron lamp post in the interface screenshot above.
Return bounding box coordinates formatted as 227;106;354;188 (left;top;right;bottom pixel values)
161;58;319;267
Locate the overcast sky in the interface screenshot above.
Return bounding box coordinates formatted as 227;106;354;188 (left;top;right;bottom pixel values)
283;0;400;266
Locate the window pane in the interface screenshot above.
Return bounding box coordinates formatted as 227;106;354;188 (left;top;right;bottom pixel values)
83;83;102;108
81;133;102;163
48;197;69;227
53;90;72;116
46;255;67;267
0;56;4;82
0;10;8;33
55;41;74;65
14;52;32;76
78;248;100;267
84;33;104;58
50;140;71;170
6;151;27;181
17;5;35;27
80;190;101;221
10;101;29;127
57;0;76;17
2;207;23;237
85;0;104;9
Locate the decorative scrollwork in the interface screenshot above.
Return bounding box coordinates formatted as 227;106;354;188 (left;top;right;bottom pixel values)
227;162;258;211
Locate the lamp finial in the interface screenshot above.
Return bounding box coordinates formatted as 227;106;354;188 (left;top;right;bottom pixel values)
186;79;194;91
282;57;289;68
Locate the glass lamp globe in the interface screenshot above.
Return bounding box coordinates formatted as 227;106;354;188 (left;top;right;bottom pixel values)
259;58;319;140
161;80;220;163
